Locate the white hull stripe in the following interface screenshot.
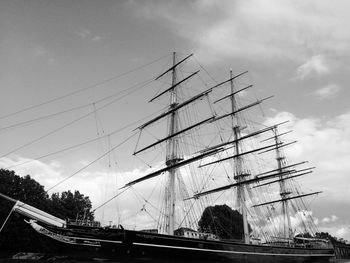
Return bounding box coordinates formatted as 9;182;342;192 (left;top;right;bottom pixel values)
43;233;123;247
133;242;334;257
69;236;122;244
52;237;100;247
38;231;101;247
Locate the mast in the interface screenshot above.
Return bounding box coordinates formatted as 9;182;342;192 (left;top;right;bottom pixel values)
273;127;292;241
230;69;250;244
127;57;310;241
166;52;179;235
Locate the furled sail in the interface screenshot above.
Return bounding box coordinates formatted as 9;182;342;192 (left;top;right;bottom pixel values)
0;192;66;228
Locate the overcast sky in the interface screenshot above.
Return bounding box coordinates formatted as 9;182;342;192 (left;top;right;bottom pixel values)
1;0;350;241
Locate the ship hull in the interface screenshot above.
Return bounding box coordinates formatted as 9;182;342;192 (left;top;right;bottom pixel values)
28;222;334;263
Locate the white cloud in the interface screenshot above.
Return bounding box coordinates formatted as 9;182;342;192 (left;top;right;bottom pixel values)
134;0;350;64
33;46;48;57
322;215;338;224
75;29;91;39
92;36;104;42
0;155;163;226
331;215;338;222
264;110;350;240
75;28;104;43
296;55;330;79
32;45;57;65
0;155;63;187
291;210;318;232
312;84;340;100
265;111;350;193
336;226;350;238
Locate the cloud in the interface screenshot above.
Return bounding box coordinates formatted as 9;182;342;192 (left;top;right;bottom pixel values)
255;209;320;240
0;155;163;227
319;224;350;241
265;111;350;195
92;36;104;42
33;46;48;57
134;0;350;64
264;111;350;240
0;155;63;187
322;215;338;224
312;84;340;100
76;29;91;39
291;210;318;232
296;55;330;79
336;226;350;238
75;28;104;42
32;45;57;65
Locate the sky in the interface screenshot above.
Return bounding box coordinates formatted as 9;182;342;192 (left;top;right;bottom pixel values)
1;0;350;241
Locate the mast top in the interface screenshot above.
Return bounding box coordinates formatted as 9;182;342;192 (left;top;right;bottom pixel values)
155;53;193;81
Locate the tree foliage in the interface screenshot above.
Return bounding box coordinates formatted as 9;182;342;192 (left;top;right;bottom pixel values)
315;232;337;242
51;190;94;220
0;169;94;255
198;204;251;240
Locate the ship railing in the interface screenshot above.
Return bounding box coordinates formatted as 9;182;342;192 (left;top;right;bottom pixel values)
294;236;333;249
67;219;101;227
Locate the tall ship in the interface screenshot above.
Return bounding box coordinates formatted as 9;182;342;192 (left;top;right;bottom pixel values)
0;52;334;262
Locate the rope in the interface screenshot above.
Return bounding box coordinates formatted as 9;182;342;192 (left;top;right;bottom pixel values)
1;78;153;158
46;132;138;192
0;202;16;233
5;104;165;170
92;187;129;213
0;54;170;121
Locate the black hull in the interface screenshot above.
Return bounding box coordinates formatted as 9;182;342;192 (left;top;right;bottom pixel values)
29;222;334;263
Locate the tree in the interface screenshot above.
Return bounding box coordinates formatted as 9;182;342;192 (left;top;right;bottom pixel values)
198;204;252;240
50;190;94;221
0;169;94;255
0;169;53;255
315;232;337;242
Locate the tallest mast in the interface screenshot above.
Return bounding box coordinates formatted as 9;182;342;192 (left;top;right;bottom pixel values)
230;70;250;244
128;52;199;234
166;52;179;235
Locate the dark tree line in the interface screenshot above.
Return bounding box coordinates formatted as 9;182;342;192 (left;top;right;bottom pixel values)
198;204;252;240
0;169;94;255
51;190;94;221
